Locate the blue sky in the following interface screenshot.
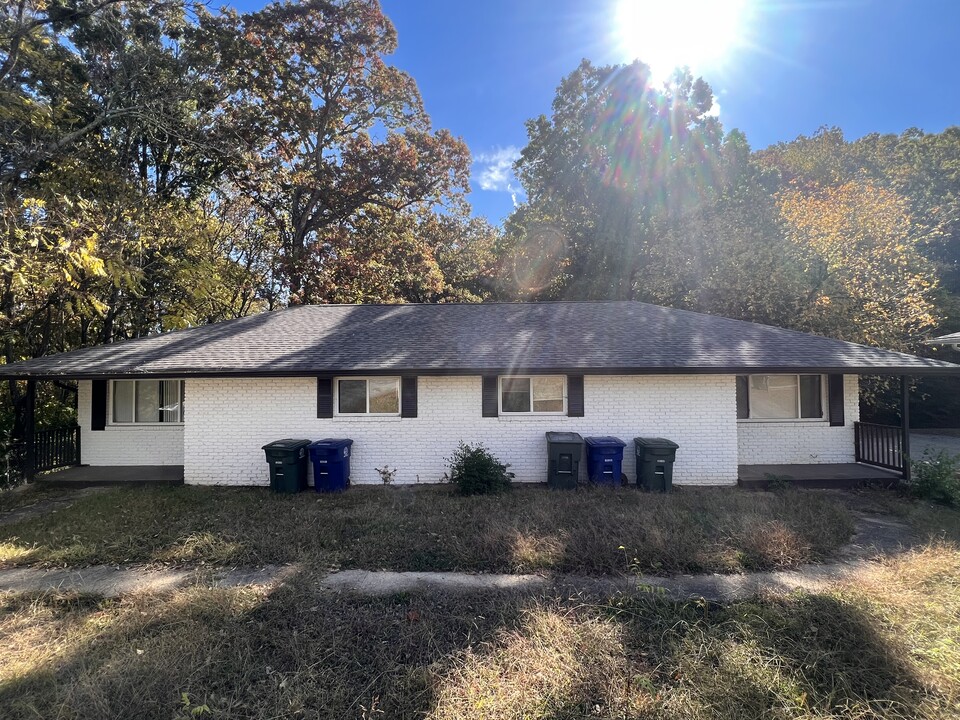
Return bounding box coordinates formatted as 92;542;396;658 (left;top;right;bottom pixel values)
237;0;960;223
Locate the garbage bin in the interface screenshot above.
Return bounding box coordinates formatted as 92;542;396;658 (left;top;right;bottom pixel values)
633;437;679;492
584;436;626;485
544;432;583;489
262;439;311;494
308;438;353;492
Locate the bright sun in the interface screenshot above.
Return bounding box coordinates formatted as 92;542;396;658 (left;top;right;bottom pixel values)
614;0;751;82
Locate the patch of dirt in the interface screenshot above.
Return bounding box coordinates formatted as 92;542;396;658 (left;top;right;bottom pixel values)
0;487;108;527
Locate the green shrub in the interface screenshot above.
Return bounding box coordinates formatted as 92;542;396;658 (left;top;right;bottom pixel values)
910;449;960;507
763;473;793;491
444;442;514;495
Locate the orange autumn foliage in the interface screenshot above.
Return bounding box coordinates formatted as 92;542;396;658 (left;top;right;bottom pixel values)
778;180;939;350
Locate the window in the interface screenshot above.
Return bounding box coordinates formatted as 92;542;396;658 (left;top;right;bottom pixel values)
736;374;824;420
335;377;400;415
499;376;565;414
111;380;183;424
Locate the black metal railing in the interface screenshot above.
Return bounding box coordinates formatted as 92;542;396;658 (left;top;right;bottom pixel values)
854;421;905;473
32;426;81;473
4;426;81;483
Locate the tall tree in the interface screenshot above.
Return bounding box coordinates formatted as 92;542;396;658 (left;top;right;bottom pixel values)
0;1;263;439
0;0;487;446
506;59;724;299
196;0;471;303
778;179;939;350
637;130;810;328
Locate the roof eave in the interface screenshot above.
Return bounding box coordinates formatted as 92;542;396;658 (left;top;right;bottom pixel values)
2;364;959;380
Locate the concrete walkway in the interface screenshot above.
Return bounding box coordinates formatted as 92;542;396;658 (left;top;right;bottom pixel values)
317;562;868;602
0;508;916;602
0;554;894;603
319;510;916;603
0;564;299;598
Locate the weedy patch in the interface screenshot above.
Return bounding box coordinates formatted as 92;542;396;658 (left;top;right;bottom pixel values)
0;484;867;575
0;542;957;719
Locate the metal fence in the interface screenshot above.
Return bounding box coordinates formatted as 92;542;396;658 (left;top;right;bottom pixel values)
854;421;905;473
4;425;81;484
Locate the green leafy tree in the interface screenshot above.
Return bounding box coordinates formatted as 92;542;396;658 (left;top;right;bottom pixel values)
0;0;489;448
636;130;809;327
506;59;724;299
0;1;262;440
196;0;471;303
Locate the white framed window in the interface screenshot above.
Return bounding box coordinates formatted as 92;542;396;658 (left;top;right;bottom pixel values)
111;380;183;424
736;374;825;421
335;377;401;416
499;375;566;414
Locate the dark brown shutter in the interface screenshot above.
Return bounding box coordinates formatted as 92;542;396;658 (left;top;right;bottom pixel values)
736;375;749;419
401;376;418;418
567;375;584;417
481;375;499;417
91;379;107;431
317;376;333;418
828;374;845;427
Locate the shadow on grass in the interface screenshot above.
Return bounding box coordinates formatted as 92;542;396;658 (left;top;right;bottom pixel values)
0;564;952;720
0;566;523;719
651;593;932;719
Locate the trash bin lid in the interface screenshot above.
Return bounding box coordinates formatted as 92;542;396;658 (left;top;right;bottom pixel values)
584;436;626;448
262;438;312;451
545;432;583;444
309;438;354;450
633;437;679;449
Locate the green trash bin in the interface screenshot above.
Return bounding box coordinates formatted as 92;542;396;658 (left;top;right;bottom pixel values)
545;432;583;489
633;437;679;492
262;439;311;494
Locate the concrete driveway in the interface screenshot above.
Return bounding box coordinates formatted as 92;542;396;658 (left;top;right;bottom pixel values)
911;430;960;458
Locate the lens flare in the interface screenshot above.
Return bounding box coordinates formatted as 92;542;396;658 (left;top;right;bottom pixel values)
614;0;752;82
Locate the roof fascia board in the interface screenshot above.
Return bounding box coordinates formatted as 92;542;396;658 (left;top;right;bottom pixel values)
2;365;959;380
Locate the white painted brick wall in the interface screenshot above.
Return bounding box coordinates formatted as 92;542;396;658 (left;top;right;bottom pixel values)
78;372;863;480
77;381;184;466
736;375;860;464
182;375;740;487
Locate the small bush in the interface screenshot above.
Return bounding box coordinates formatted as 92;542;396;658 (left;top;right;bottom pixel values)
375;465;397;484
444;442;514;496
763;473;793;492
910;449;960;507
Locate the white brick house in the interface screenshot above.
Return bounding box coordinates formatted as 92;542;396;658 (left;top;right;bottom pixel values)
6;302;958;486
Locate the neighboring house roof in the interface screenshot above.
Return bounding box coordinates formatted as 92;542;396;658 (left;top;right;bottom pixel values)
2;302;959;379
926;331;960;346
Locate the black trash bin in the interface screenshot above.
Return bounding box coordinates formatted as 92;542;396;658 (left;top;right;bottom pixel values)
308;439;353;492
633;437;679;492
544;432;583;489
584;436;626;485
262;439;311;494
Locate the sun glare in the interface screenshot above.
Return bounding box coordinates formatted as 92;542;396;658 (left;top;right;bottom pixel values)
614;0;751;82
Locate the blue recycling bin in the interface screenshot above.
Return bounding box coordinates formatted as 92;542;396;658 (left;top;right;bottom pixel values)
308;439;353;492
584;436;626;485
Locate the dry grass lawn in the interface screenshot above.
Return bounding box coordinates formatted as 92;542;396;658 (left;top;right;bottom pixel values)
0;484;856;574
0;536;957;719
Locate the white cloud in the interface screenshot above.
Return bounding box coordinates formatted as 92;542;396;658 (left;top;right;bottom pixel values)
474;146;525;207
705;98;721;118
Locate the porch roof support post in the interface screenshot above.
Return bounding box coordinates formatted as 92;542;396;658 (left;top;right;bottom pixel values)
23;379;36;482
901;375;911;483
